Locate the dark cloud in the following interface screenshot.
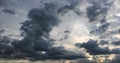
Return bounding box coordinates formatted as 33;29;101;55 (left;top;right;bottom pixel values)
90;23;110;34
99;40;109;45
111;48;120;54
118;29;120;33
44;47;85;60
75;39;111;55
0;29;22;59
75;39;120;55
20;2;60;38
58;0;81;15
0;0;118;62
112;40;120;45
87;0;112;22
2;9;15;15
64;30;70;33
0;35;16;58
87;1;111;35
10;2;85;60
12;40;85;60
86;4;108;22
0;0;5;7
0;28;4;34
0;1;86;60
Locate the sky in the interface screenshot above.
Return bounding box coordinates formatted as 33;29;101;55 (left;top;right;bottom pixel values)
0;0;120;63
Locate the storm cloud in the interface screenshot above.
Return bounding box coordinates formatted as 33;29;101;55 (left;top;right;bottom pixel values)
75;39;111;55
112;40;120;45
10;2;85;60
75;39;120;56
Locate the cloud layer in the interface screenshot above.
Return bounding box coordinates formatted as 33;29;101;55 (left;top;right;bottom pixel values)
0;0;120;63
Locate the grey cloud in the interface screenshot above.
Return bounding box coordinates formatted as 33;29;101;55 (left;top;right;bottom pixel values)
111;48;120;54
0;1;86;60
86;0;114;38
75;39;111;55
99;40;109;45
12;39;85;60
87;0;112;37
11;2;85;60
0;30;21;59
86;4;108;22
0;0;5;7
2;9;15;15
77;58;97;63
0;35;15;58
45;47;85;60
1;0;119;62
75;39;120;55
20;2;60;38
0;0;88;60
118;28;120;33
112;40;120;45
58;0;81;15
90;23;110;34
0;28;4;34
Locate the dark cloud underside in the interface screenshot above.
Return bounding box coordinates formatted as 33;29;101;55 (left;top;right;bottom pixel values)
0;2;85;60
75;39;111;55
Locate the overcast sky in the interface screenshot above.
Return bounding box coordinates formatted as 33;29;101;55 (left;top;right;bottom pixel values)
0;0;120;63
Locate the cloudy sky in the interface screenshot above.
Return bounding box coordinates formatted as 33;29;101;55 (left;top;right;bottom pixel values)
0;0;120;63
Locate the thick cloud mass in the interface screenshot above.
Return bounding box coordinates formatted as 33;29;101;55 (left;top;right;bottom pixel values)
112;40;120;45
10;2;85;60
75;39;111;55
75;39;120;56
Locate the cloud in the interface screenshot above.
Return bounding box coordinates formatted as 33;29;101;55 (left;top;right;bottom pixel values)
99;40;109;45
44;47;85;60
86;1;108;22
90;23;110;34
111;48;120;54
75;39;120;55
87;0;112;38
20;2;60;37
2;9;15;15
0;28;4;34
0;35;15;58
0;0;89;60
57;0;81;15
112;40;120;45
77;58;97;63
1;0;120;62
0;0;5;7
75;39;111;55
11;2;85;60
